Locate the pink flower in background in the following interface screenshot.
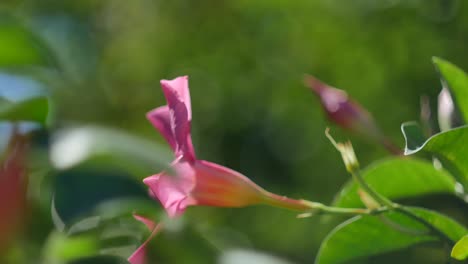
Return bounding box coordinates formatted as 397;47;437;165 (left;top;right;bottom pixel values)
144;76;309;218
0;132;28;254
128;214;162;264
304;75;400;154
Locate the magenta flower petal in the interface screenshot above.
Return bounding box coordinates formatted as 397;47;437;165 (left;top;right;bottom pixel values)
128;214;162;264
143;161;196;218
150;76;195;161
146;106;177;152
160;76;191;120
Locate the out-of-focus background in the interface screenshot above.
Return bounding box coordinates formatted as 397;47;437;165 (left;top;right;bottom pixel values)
0;0;467;263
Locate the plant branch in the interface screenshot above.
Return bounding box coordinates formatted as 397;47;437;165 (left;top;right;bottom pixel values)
352;171;455;245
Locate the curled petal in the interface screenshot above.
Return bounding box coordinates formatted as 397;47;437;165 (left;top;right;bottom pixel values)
160;76;191;120
143;161;196;218
128;214;162;264
157;76;195;161
146;106;177;152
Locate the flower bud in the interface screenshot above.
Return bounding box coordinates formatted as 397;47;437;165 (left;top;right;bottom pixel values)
305;75;400;154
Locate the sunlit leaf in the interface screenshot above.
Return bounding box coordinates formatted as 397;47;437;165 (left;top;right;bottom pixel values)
451;234;468;260
402;125;468;189
333;158;456;208
42;231;99;263
219;249;295;264
316;207;467;264
0;20;50;67
50;126;172;176
433;57;468;123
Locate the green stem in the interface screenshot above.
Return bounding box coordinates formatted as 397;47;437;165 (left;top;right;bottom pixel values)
351;171;394;208
302;200;389;215
262;192;388;216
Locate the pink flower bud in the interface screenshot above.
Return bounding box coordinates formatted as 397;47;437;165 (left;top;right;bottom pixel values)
305;75;400;154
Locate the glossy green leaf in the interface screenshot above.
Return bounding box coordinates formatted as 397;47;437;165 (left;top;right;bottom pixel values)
451;234;468;260
50;126;172;177
403;125;468;188
316;207;467;264
401;122;426;152
433;57;468;123
333;158;456;208
0;97;49;125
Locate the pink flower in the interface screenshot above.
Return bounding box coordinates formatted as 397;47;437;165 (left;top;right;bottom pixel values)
128;214;162;264
144;76;309;218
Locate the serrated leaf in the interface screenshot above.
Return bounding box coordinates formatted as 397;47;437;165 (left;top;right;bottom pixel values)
451;234;468;260
402;125;468;188
333;158;456;208
50;126;172;176
401;122;427;152
0;97;49;125
316;207;467;264
433;57;468;123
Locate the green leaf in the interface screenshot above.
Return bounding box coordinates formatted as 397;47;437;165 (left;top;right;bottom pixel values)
52;167;151;229
50;126;172;177
219;249;294;264
403;125;468;188
67;256;129;264
433;57;468;123
42;231;99;263
401;122;427;152
316;207;467;264
0;18;50;67
452;235;468;260
0;97;49;125
333;158;457;208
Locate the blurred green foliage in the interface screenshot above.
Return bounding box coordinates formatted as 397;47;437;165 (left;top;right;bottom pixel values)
1;0;468;263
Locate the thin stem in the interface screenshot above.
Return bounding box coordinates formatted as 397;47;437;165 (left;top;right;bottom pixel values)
303;201;389;215
262;192;389;216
